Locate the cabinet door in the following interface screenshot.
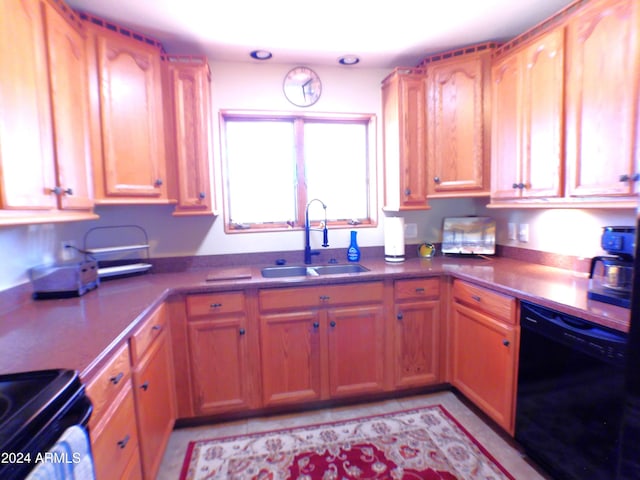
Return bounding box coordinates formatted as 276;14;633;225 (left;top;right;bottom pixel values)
168;61;213;215
327;305;385;397
491;54;522;199
260;310;323;406
382;71;428;210
566;0;640;197
43;2;93;210
188;315;251;414
428;55;488;195
132;332;176;480
450;301;518;433
394;300;440;388
94;31;166;199
521;28;565;198
0;0;56;210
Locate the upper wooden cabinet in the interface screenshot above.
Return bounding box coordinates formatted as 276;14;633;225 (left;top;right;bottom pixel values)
0;0;95;223
425;48;492;197
163;55;215;216
82;14;168;203
491;28;565;200
381;68;429;211
565;0;640;198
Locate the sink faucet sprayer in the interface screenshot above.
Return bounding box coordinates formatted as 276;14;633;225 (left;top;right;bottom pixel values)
304;199;329;264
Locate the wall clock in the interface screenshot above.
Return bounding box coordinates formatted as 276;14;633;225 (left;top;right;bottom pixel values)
283;66;322;107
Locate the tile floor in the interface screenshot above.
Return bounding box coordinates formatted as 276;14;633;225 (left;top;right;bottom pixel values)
157;390;551;479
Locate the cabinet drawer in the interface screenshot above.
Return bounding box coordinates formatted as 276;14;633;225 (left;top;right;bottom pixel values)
130;303;167;364
91;385;141;480
395;278;440;301
186;291;245;318
259;282;384;312
86;343;131;428
452;280;516;324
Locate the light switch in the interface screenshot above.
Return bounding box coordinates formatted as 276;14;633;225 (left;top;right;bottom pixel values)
518;223;529;243
508;223;517;240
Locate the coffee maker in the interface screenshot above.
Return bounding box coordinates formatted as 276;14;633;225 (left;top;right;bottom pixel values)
589;226;636;308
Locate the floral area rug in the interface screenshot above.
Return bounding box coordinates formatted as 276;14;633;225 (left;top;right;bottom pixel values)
179;404;515;480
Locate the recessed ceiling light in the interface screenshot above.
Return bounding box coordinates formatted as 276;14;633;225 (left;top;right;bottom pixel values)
250;50;273;60
338;55;360;66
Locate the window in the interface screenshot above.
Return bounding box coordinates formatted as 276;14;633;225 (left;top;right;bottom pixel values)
221;111;376;232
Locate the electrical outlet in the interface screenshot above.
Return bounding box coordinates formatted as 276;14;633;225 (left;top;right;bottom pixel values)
508;223;517;241
60;240;76;261
404;223;417;239
518;223;529;243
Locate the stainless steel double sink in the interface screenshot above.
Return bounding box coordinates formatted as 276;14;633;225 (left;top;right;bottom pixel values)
261;263;369;278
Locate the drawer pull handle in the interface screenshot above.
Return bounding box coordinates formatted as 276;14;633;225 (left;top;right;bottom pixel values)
471;295;481;302
239;328;246;335
415;287;425;293
117;434;130;449
140;381;149;391
319;295;330;301
503;339;510;347
210;303;223;309
110;372;124;385
151;325;162;331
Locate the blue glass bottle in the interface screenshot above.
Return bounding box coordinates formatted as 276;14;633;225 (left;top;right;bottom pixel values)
347;230;361;262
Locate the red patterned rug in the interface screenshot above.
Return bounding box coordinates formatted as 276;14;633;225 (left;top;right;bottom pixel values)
179;405;515;479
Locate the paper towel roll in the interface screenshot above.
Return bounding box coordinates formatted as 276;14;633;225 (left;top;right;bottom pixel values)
384;216;405;263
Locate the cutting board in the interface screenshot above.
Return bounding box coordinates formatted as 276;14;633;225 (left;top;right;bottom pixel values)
205;267;252;281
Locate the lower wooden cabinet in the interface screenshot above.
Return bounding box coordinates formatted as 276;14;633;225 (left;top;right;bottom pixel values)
450;280;519;434
259;282;386;407
186;291;260;415
86;343;142;480
393;278;441;388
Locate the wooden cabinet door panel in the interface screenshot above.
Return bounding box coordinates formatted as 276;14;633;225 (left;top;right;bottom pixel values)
327;305;385;397
0;0;56;210
491;54;522;199
43;3;93;210
96;34;166;198
429;56;487;194
188;316;250;414
394;300;440;388
451;302;518;433
566;0;639;197
133;332;176;480
260;310;322;406
171;64;212;213
400;76;428;207
522;29;565;198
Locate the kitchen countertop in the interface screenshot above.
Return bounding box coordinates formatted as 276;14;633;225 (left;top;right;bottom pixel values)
0;256;630;380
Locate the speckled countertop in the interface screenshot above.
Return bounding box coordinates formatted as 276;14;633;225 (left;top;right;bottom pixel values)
0;256;630;380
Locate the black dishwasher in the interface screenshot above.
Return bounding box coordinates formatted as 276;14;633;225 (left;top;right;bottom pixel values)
516;301;627;480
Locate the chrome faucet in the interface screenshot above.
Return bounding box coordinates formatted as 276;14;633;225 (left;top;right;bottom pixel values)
304;199;329;264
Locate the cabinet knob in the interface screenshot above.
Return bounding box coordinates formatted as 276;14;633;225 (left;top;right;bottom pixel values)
619;174;630;182
313;321;320;328
154;178;163;187
62;187;73;195
330;320;336;327
151;325;162;331
110;372;124;385
117;434;130;449
198;192;206;199
512;183;519;189
397;312;403;320
433;176;440;183
471;295;481;302
404;188;411;196
239;328;246;335
140;381;149;391
502;339;510;347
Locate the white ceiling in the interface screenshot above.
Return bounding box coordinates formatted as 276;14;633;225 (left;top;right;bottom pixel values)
66;0;575;68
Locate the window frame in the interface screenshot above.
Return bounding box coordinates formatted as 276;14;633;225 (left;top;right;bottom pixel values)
219;109;378;233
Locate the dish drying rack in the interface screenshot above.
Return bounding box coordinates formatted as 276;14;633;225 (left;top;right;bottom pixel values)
83;225;152;279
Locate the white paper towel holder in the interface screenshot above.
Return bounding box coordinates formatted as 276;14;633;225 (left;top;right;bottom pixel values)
384;216;405;263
